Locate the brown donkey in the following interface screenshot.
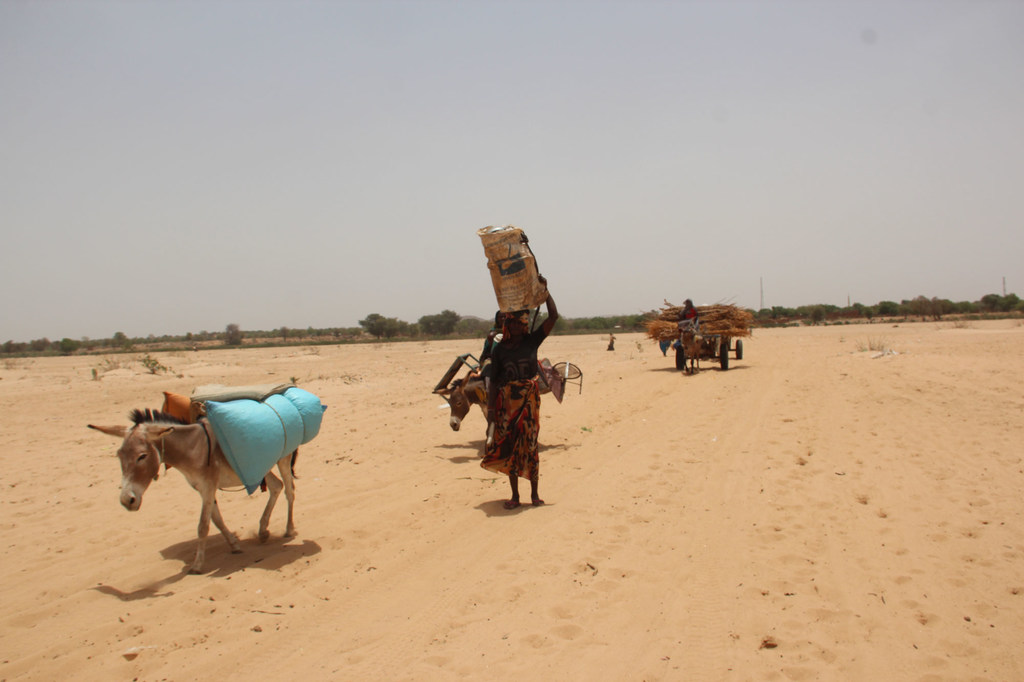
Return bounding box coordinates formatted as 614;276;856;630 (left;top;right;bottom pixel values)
441;360;562;432
89;409;296;573
680;329;702;374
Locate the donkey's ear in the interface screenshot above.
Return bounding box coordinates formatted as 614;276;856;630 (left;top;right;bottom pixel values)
88;424;128;438
144;426;175;442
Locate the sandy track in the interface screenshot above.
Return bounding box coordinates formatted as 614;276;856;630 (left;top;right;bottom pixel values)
2;321;1022;680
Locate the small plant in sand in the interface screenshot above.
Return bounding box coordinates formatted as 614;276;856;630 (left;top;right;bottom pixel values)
952;320;973;329
139;353;170;375
856;337;892;353
96;357;125;374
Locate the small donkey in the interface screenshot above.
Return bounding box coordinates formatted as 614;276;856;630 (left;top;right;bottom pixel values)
89;409;296;573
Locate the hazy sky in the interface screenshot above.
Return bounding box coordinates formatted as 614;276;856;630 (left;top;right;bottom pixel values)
2;1;1022;342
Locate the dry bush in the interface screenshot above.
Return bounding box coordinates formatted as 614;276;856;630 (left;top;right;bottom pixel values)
856;337;892;353
96;357;127;373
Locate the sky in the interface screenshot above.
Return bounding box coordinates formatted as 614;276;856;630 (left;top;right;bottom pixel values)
2;0;1022;342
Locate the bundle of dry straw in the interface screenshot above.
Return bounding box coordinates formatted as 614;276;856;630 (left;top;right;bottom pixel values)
643;319;680;342
644;301;754;342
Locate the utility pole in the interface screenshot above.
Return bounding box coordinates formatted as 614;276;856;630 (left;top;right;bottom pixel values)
760;277;764;311
1004;276;1007;296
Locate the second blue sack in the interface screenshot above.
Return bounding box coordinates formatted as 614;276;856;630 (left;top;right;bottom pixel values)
204;387;326;494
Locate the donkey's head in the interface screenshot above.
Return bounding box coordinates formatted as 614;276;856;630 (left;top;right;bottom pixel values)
443;379;472;432
88;410;181;511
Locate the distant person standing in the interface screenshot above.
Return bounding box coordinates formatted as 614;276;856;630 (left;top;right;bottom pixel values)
481;278;559;509
607;333;616;351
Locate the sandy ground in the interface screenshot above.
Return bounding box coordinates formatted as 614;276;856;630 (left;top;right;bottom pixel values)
2;321;1023;681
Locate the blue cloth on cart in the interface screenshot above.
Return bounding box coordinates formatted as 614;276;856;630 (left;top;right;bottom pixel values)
204;387;326;494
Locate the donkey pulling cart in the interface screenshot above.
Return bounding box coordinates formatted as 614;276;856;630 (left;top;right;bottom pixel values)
645;302;754;372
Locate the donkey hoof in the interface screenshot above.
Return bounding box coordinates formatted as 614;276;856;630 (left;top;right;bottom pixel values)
259;530;270;543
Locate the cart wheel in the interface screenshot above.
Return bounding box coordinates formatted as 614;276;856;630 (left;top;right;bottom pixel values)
719;340;730;370
735;339;744;360
675;345;686;371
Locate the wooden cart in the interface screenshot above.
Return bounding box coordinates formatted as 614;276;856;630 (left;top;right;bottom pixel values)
646;302;753;372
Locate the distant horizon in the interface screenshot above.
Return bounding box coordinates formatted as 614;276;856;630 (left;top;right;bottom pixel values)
3;287;1018;344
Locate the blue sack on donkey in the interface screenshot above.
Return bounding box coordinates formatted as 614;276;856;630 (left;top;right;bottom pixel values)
201;386;326;494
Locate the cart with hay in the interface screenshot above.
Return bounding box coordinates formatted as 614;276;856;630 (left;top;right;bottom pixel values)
644;302;753;371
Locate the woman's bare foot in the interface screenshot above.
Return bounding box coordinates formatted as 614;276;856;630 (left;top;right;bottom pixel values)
503;499;520;510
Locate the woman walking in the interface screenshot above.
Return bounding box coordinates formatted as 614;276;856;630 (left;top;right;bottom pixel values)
481;279;559;509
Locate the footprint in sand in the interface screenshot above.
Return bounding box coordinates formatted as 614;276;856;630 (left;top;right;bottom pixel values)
550;623;584;640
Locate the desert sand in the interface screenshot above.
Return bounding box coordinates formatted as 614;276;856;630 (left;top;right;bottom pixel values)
2;320;1023;681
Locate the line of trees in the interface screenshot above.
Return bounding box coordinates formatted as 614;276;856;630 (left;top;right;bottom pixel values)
0;323;368;356
755;293;1022;326
3;293;1020;356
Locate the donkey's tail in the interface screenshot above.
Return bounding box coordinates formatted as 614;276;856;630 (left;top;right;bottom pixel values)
258;448;300;492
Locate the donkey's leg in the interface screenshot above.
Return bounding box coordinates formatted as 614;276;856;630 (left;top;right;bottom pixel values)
277;453;297;538
210;498;242;554
191;484;217;573
259;471;283;543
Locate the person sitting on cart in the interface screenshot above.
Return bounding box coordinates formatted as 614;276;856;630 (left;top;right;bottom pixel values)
678;299;699;334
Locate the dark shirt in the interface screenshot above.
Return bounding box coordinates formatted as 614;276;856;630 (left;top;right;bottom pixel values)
480;329;500;363
492;328;548;386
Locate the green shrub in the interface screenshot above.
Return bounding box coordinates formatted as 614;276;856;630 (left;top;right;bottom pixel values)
139;353;169;375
